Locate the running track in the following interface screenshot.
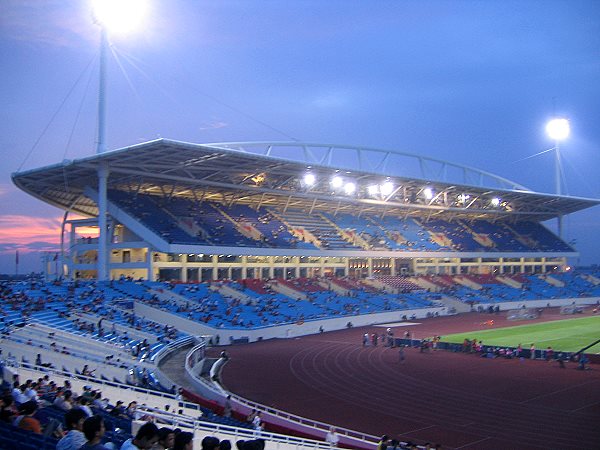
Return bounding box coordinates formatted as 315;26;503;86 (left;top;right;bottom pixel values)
219;312;600;450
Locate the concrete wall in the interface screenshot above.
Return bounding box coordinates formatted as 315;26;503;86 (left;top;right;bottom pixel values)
134;301;447;344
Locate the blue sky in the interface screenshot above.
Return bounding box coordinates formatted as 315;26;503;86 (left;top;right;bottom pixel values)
1;0;600;273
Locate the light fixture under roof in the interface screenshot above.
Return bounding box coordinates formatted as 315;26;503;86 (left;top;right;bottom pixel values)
331;176;343;189
380;182;394;196
303;173;316;186
423;187;434;200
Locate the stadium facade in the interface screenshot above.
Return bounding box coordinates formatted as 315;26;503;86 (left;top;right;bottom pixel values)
11;140;600;282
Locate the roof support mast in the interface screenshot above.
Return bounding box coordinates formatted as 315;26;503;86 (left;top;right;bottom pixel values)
97;25;109;279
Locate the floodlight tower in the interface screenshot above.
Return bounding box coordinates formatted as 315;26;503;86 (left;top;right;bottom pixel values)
545;117;570;238
91;0;147;280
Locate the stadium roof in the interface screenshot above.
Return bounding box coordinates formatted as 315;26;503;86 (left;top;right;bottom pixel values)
12;139;600;222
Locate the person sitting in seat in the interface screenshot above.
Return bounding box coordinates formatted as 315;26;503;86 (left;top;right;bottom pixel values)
56;408;87;450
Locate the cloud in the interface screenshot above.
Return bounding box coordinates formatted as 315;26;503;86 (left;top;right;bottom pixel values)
0;0;94;47
199;120;228;131
0;241;59;253
311;91;350;109
0;214;62;251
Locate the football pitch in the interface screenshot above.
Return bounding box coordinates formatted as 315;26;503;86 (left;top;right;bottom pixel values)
440;315;600;353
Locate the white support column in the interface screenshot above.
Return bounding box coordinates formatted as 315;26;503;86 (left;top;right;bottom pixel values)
181;255;188;283
241;256;248;279
97;163;109;281
147;249;154;281
212;255;218;280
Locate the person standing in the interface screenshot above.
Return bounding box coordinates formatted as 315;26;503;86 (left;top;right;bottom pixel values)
399;346;406;363
252;411;263;438
530;343;536;360
326;427;340;448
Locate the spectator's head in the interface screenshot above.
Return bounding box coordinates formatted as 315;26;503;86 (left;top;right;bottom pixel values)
18;400;38;416
0;395;13;409
201;436;220;450
220;440;232;450
82;415;105;442
65;408;87;431
157;427;175;449
174;431;194;450
63;390;73;401
133;421;160;448
236;439;265;450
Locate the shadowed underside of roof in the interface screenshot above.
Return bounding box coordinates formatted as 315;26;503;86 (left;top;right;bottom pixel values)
11;139;600;221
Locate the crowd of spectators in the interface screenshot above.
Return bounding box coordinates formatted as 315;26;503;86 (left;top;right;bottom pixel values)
0;370;268;450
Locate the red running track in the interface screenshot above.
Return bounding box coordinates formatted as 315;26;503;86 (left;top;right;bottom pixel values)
219;312;600;450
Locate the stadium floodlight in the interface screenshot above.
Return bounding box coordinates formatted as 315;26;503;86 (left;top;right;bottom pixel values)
380;182;394;196
368;185;379;196
331;176;343;189
545;118;570;141
344;182;356;195
92;0;148;33
458;193;470;204
545;117;570;199
491;197;501;207
423;187;434;200
303;173;316;186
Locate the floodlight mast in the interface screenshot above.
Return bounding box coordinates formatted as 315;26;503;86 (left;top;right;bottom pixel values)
546;118;570;238
93;8;110;281
91;0;147;280
97;26;108;155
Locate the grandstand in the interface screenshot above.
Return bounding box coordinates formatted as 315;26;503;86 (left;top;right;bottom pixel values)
12;140;598;283
7;140;600;449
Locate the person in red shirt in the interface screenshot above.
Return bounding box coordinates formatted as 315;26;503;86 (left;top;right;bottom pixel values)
15;400;41;434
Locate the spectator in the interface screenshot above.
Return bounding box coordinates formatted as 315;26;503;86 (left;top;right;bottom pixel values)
109;400;127;418
56;408;87;450
201;436;220;450
80;415;111;450
326;427;339;448
151;427;175;450
0;395;16;423
78;396;94;417
14;400;41;434
54;389;74;411
173;432;194;450
125;401;139;420
121;421;160;449
11;382;28;406
377;435;389;450
236;439;265;450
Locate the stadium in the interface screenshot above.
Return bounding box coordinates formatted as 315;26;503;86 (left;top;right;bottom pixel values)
3;139;600;449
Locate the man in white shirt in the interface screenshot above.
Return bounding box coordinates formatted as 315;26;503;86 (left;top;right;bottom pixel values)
11;382;28;405
57;408;87;450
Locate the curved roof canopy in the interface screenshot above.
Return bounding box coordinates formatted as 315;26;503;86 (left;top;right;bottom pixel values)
12;139;600;221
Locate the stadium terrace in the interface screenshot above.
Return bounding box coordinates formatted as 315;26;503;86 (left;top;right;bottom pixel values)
11;139;600;284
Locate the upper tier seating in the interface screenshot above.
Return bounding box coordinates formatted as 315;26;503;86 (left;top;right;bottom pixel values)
106;190;573;254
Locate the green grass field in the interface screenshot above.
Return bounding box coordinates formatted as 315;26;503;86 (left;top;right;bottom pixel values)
440;315;600;353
